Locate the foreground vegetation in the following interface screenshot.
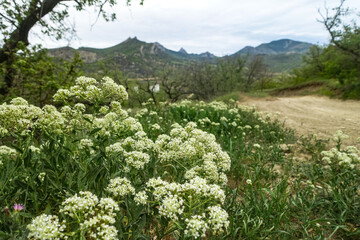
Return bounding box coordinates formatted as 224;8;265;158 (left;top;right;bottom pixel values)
0;76;359;239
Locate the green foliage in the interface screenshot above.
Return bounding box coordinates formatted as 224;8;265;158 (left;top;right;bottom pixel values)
0;77;232;239
1;76;360;239
0;44;83;105
290;0;360;98
135;99;360;239
0;0;144;96
292;44;360;98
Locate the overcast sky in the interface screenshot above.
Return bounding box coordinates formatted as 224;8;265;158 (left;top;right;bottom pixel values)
31;0;360;56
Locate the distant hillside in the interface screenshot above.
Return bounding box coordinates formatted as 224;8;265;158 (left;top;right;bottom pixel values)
231;39;313;72
49;37;217;77
234;39;312;55
49;38;312;76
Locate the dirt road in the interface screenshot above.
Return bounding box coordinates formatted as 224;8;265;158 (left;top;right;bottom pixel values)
240;96;360;146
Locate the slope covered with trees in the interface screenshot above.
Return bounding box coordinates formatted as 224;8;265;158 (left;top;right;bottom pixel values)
292;0;360;98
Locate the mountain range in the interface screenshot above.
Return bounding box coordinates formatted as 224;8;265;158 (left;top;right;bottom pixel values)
49;37;313;77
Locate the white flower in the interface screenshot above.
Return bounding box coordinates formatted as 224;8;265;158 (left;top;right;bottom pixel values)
124;151;150;169
60;191;98;218
106;142;124;155
151;123;161;130
333;130;349;142
253;143;261;149
185;215;208;238
207;205;229;234
159;194;184;221
134;191;148;205
38;172;46;182
27;214;65;239
0;146;17;158
10;97;29;106
106;177;135;197
246;179;252;185
79;139;94;149
29;145;41;153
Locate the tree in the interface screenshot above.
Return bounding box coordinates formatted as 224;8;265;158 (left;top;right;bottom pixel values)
0;43;83;105
319;0;360;61
158;67;189;103
216;57;246;93
0;0;143;94
244;55;267;91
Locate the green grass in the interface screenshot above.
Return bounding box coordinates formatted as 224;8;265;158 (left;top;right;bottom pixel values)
134;100;360;239
1;78;360;239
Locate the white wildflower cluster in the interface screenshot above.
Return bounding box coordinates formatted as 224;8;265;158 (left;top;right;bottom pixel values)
0;97;82;136
246;179;253;185
0;146;17;167
151;123;161;130
124;151;150;169
146;177;182;200
121;131;154;152
59;192;120;240
60;105;89;131
158;194;184;221
228;108;239;114
0;146;17;158
29;145;41;154
53;76;128;104
208;101;229;111
67;104;140;139
60;191;99;218
134;191;148;205
38;172;46;182
220;116;228;122
134;108;148;118
0;126;8;136
105;142;124;155
321;146;360;169
171;100;193;108
185;215;208;238
25;81;234;239
253;143;261;149
197;117;211;127
141;98;155;107
106;131;154;169
149;111;158;116
207;205;230;234
211;122;220;127
146;176;227;226
155;122;230;185
182;176;226;204
244;125;252;130
11;97;29;106
36;105;65;134
110;117;143;136
79;197;119;240
27;214;65;240
106;177;136;197
99;106;109;115
79;139;94;150
0;98;42;136
333;130;349;143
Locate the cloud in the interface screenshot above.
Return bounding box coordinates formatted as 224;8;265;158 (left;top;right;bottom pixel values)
30;0;360;56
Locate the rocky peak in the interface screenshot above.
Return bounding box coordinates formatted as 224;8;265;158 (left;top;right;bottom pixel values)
150;42;166;54
178;48;188;54
199;51;216;58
